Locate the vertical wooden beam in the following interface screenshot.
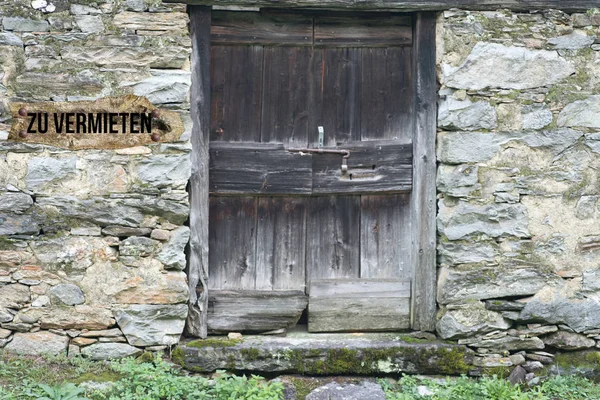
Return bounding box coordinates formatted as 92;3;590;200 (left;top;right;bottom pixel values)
186;5;211;338
410;11;437;332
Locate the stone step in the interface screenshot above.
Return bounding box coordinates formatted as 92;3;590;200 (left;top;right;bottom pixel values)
176;327;475;376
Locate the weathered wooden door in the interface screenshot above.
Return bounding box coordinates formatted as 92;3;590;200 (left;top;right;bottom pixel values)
206;9;417;333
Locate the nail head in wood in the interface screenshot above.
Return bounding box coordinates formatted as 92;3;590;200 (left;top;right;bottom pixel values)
18;108;27;117
151;133;161;142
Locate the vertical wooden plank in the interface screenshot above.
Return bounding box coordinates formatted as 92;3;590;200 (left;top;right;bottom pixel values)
259;46;310;294
187;5;211;338
259;46;311;294
261;46;312;146
210;45;263;142
306;196;360;287
309;48;361;146
209;197;257;290
255;198;274;291
411;12;437;332
360;194;411;279
256;198;307;291
361;47;413;141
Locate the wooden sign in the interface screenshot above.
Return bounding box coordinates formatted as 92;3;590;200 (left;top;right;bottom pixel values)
8;95;185;150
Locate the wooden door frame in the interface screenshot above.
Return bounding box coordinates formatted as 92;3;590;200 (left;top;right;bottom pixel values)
410;12;437;331
187;5;211;338
186;6;437;337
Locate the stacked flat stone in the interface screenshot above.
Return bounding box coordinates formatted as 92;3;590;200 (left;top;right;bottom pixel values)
2;0;600;372
0;0;192;359
436;8;600;379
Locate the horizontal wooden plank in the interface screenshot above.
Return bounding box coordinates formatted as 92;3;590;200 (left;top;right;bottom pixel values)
312;140;412;194
308;297;410;332
208;290;308;332
319;140;412;165
309;279;411;298
211;11;313;45
210;141;412;195
308;279;411;332
314;15;412;47
209;143;313;194
170;0;598;13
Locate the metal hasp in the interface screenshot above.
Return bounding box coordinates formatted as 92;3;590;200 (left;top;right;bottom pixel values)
288;126;350;173
288;147;351;173
317;126;324;149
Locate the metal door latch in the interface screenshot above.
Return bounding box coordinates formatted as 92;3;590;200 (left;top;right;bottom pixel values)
287;126;350;174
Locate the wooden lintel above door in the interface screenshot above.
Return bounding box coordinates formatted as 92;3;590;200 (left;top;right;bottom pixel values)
210;10;413;47
173;0;595;13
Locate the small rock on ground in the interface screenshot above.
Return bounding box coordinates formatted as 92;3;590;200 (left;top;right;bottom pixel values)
509;365;527;385
306;381;385;400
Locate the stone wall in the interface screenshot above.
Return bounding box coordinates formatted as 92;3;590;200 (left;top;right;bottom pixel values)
0;0;192;358
436;8;600;371
2;0;600;370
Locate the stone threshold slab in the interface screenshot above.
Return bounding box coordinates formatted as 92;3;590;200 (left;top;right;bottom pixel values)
177;327;475;375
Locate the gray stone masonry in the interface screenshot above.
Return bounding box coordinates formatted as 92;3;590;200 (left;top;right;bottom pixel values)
0;0;191;358
1;0;600;376
436;7;600;377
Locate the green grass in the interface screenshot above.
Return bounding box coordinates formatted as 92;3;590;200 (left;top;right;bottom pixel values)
4;352;600;400
0;353;283;400
380;374;600;400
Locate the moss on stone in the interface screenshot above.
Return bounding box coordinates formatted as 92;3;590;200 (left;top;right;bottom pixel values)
546;68;596;105
433;347;472;375
473;13;531;40
170;346;185;367
395;335;429;344
0;237;17;251
315;348;362;374
225;354;236;370
564;172;590;199
135;351;155;364
0;5;39;19
186;338;241;348
577;47;595;59
285;345;471;376
555;351;600;369
240;347;260;360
